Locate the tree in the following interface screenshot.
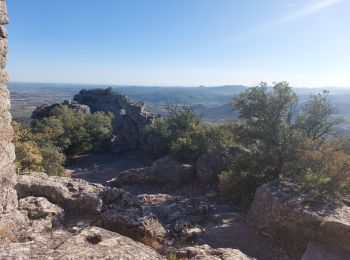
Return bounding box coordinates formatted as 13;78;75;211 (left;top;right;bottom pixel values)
233;82;298;149
232;82;299;179
295;91;343;144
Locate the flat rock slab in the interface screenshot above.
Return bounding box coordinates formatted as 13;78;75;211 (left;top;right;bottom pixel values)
0;227;164;260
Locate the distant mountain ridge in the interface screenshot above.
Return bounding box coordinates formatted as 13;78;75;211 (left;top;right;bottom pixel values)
8;82;350;126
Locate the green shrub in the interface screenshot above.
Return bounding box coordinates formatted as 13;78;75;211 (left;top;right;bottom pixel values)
15;141;44;173
13;106;113;176
31;106;113;156
146;105;209;163
206;122;240;149
41;145;68;177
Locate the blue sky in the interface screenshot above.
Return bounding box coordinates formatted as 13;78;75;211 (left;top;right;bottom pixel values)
6;0;350;87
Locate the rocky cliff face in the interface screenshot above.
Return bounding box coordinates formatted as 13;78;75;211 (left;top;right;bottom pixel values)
74;88;155;152
0;0;18;220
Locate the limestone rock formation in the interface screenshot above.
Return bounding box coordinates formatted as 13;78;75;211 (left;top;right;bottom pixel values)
16;173;105;215
248;179;350;257
32;100;90;120
0;227;165;260
73;88;155;152
16;173;166;241
197;146;250;185
19;196;64;224
107;155;195;188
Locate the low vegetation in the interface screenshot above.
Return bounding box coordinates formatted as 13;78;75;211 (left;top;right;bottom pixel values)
13;82;350;202
147;82;347;202
14;106;113;176
145;105;210;163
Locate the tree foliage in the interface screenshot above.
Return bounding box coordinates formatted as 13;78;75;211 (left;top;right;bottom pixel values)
146;105;209;163
13;106;114;176
221;82;345;203
295;91;344;144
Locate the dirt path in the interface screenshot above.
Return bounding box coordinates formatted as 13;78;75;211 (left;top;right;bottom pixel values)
67;152;146;184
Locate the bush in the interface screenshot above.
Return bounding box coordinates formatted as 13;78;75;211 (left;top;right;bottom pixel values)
283;139;350;199
146;105;209;163
31;106;113;156
13;106;114;176
41;145;68;177
206;122;240;149
15;141;44;173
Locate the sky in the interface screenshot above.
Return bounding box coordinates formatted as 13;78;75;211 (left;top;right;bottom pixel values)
6;0;350;87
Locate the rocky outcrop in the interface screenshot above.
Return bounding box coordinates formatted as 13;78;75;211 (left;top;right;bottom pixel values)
32;100;90;120
197;146;249;185
15;173;166;241
16;173;105;216
161;244;254;260
107;155;195;188
74;88;155;152
0;226;165;260
19;196;64;223
248;179;350;257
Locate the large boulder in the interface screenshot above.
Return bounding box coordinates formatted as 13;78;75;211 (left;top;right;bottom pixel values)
16;173;105;215
248;179;350;257
0;227;165;260
107;155;195;188
197;146;249;185
15;173;166;242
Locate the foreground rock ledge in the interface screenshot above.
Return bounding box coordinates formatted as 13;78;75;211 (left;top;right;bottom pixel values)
0;227;164;260
248;179;350;256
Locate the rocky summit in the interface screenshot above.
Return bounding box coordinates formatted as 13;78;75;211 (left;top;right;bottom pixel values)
2;1;350;259
74;88;155;153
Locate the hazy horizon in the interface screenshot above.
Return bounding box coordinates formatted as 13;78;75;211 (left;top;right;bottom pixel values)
8;81;350;90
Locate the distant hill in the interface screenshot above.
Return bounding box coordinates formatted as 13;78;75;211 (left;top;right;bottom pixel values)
8;82;350;129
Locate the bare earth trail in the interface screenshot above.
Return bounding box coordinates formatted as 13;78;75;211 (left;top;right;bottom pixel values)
69;153;293;260
67;152;146;184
